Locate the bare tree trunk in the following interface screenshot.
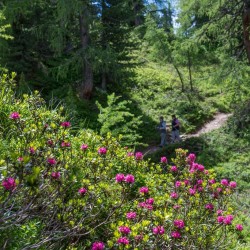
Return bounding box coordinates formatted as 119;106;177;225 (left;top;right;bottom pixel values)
133;0;143;26
173;64;185;92
79;6;93;99
243;1;250;64
187;50;193;91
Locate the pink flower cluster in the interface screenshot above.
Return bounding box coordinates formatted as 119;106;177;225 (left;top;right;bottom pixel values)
152;226;164;235
236;224;243;231
2;177;16;191
91;241;105;250
135;152;143;160
126;212;136;220
190;163;205;172
9;112;20;120
118;226;131;235
29;147;35;154
98;147;107;155
170;166;178;172
171;231;181;238
117;237;129;245
160;156;167;163
138;198;154;210
78;187;87;195
51;172;60;179
115;173;135;184
174;220;185;229
217;214;234;225
80;144;88;151
127;152;134;157
139;186;149;194
205;203;214;211
61;141;71;147
60;121;71;128
47;158;57;165
187;153;196;164
170;192;178;199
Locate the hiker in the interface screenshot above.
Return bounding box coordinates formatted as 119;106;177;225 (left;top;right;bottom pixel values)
157;116;167;147
171;114;181;143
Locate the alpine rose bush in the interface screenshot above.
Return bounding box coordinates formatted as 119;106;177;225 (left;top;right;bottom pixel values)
0;82;245;249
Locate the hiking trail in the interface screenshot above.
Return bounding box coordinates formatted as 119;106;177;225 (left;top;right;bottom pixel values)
142;113;232;155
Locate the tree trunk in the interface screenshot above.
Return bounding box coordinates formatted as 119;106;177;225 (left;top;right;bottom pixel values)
187;50;193;91
243;1;250;64
133;0;143;26
173;64;185;92
79;6;93;100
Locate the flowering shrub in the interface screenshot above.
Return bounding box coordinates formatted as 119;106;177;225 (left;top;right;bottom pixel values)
0;80;245;249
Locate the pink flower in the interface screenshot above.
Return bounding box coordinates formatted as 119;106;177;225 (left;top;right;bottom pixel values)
217;216;225;224
135;152;143;160
138;202;153;210
61;141;71;147
189;188;196;196
174;220;185;229
205;203;214;211
204;170;209;175
78;187;87;195
224;215;234;225
175;181;182;188
51;172;60;179
81;144;88;151
217;187;223;193
236;224;243;231
117;237;129;245
217;210;223;215
146;198;154;204
98;147;107;155
198;187;203;192
160;156;167;163
2;177;16;191
47;158;57;165
197;179;203;185
187;153;196;163
221;179;229;186
91;241;105;250
126;212;136;220
183;180;190;186
124;174;135;183
17;157;23;162
60;121;71;128
127;152;134;157
115;173;125;183
152;226;165;235
170;192;178;199
170;166;178;172
29;147;35;154
197;164;205;172
47;139;54;146
209;179;216;184
173;205;181;210
171;231;181;238
229;181;237;188
118;226;131;235
9;112;20;120
139;186;149;194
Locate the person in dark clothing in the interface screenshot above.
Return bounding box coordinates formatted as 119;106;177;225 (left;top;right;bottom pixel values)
157;116;167;147
171;114;181;143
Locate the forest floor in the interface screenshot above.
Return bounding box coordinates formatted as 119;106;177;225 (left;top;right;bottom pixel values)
142;113;232;155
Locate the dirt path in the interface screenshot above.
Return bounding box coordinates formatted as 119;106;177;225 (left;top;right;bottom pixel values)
142;113;232;155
